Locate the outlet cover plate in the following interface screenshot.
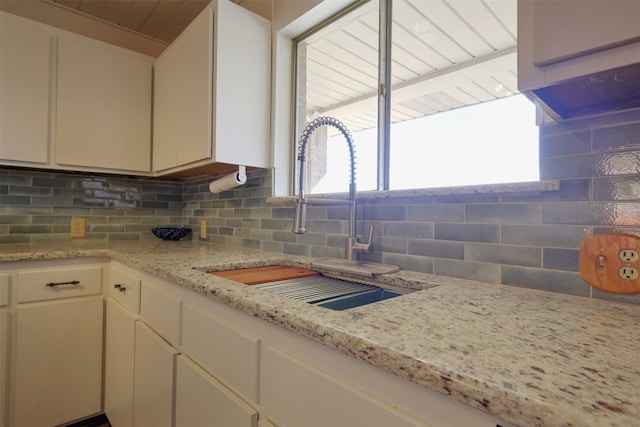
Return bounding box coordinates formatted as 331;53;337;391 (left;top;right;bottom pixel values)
70;218;86;238
580;232;640;294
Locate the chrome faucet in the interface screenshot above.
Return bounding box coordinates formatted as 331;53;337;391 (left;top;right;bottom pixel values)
292;116;373;262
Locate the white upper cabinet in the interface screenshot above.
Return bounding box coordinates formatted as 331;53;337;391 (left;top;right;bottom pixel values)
0;11;154;174
0;12;51;165
56;36;153;173
153;0;271;174
518;0;640;120
530;1;640;67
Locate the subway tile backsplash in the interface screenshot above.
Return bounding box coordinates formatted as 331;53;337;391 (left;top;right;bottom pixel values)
0;170;183;244
2;109;640;304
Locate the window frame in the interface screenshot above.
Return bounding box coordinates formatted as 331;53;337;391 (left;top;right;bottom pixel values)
291;0;389;195
289;0;540;197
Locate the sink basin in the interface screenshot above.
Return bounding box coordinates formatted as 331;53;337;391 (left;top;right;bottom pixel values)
208;265;413;310
314;288;402;310
254;275;412;310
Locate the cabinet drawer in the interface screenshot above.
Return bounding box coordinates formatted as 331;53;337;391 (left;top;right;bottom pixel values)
182;305;260;404
140;281;182;345
110;264;141;313
17;265;103;303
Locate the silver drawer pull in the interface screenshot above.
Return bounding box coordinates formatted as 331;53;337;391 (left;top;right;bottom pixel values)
114;284;127;292
46;280;80;287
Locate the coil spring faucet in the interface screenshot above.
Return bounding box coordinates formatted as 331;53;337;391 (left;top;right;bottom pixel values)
292;116;373;262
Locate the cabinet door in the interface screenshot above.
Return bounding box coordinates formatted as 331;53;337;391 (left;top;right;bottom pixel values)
0;12;51;164
152;1;270;174
532;1;640;66
12;297;103;427
181;304;260;403
104;299;138;427
140;281;182;346
262;345;425;427
56;35;152;173
0;274;9;427
0;308;8;427
176;355;258;427
133;322;178;427
152;7;212;172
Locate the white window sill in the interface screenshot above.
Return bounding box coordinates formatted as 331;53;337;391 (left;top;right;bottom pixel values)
267;180;561;204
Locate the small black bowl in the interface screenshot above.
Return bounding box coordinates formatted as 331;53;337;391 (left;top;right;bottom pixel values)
151;227;192;241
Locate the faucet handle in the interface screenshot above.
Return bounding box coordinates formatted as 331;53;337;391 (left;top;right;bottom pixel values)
366;225;374;247
353;225;374;254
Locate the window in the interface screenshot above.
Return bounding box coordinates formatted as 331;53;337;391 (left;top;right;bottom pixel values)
294;0;539;194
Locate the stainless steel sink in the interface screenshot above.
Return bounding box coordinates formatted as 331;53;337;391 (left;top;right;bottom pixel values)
314;288;402;310
255;275;412;310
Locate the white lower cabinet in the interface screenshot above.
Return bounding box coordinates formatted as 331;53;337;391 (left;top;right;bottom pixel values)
262;345;426;427
7;260;105;427
1;259;514;427
12;297;103;426
175;355;258;427
140;279;182;346
0;274;11;427
181;304;260;404
0;309;7;427
104;298;138;427
133;321;179;427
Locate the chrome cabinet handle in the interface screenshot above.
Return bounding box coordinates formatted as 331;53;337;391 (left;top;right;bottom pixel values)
114;284;127;292
46;280;80;287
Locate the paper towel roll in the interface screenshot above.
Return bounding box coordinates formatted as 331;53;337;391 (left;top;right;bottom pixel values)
208;169;247;193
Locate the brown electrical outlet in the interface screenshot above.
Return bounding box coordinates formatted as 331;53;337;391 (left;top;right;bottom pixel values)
580;232;640;294
70;218;86;238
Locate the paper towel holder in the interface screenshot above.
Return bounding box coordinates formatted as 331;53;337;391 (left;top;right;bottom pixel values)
209;166;247;193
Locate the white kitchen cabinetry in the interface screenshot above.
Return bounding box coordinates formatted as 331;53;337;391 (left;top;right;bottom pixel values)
133;321;179;427
152;0;271;174
259;316;514;427
109;262;142;314
104;262;143;427
0;12;51;165
262;345;426;427
0;11;153;175
0;274;11;427
518;0;640;120
56;35;153;173
132;265;513;427
175;355;258;427
181;304;260;404
104;298;138;427
3;259;512;427
140;279;182;346
9;261;105;427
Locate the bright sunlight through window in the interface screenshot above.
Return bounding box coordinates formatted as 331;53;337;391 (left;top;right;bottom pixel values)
295;0;539;195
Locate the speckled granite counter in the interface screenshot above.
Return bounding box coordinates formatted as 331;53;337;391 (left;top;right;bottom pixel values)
1;240;638;427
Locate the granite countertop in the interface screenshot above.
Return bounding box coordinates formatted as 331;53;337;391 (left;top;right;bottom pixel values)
1;240;638;427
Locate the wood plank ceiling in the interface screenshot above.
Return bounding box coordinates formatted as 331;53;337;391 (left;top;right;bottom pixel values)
44;0;220;43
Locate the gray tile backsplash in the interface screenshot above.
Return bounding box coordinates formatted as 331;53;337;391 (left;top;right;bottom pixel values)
0;169;183;243
2;109;639;304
